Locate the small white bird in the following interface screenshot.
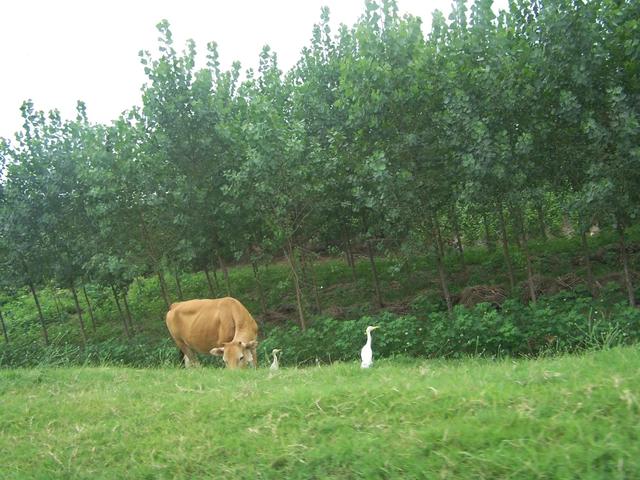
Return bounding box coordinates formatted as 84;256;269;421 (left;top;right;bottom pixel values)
270;349;282;370
360;325;380;368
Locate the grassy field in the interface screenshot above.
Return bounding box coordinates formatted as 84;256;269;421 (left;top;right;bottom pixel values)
1;346;639;479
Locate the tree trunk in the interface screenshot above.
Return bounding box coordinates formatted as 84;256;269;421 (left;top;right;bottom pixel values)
28;281;49;345
561;213;574;237
70;285;88;347
433;217;453;314
156;270;170;310
203;267;216;297
284;241;306;330
524;244;537;303
252;261;268;317
174;268;184;300
137;208;170;305
218;254;232;297
307;253;322;314
498;205;516;292
519;222;537;304
344;249;352;272
300;247;321;313
82;285;97;333
512;225;522;249
366;239;384;308
52;287;64;321
111;285;131;338
536;203;548;241
212;265;220;289
298;247;310;290
581;230;596;297
345;235;357;281
450;207;466;272
122;289;136;332
0;310;8;343
617;224;637;308
434;219;446;259
483;213;495;252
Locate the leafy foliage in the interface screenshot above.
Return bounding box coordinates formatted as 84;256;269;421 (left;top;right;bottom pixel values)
259;292;640;369
1;0;639;355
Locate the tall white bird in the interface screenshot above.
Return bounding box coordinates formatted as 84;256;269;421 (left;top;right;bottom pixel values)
270;349;282;370
360;326;380;368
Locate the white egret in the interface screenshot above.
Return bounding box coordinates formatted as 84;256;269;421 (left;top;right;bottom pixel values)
360;325;380;368
270;349;282;370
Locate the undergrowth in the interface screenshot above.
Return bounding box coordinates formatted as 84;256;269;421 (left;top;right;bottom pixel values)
2;290;639;368
1;228;639;368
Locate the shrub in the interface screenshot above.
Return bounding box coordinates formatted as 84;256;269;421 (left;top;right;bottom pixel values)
258;291;640;367
2;291;639;368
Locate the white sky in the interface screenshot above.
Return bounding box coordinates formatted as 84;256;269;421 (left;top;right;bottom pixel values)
0;0;507;140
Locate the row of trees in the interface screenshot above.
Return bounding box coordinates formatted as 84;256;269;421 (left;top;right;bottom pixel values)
1;0;639;343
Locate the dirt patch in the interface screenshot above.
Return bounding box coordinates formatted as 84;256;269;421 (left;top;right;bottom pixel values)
555;272;584;290
261;303;297;325
321;282;358;294
322;305;347;319
572;244;624;266
261;309;292;325
595;271;640;290
520;273;586;302
597;246;618;262
383;301;413;316
459;285;507;309
520;275;556;303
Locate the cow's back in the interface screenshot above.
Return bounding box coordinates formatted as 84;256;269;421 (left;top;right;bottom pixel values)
166;297;258;355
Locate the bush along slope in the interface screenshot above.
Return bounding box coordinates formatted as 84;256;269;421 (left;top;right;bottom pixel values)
259;292;640;367
0;225;638;368
2;287;639;368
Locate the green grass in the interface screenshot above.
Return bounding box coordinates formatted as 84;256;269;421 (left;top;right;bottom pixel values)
1;346;639;479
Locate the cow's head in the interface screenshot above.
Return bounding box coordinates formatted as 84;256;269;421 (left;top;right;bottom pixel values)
210;340;258;369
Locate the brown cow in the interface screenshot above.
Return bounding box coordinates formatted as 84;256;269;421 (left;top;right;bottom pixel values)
165;297;258;369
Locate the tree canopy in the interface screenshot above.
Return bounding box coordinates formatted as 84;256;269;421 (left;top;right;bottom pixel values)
1;0;638;339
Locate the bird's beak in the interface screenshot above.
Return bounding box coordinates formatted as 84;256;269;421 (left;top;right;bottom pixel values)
366;326;380;335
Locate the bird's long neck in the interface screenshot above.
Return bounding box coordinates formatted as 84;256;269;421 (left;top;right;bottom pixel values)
365;331;372;348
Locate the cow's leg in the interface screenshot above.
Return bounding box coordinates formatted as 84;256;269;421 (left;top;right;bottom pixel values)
184;354;193;368
175;339;200;368
251;345;258;368
184;347;201;368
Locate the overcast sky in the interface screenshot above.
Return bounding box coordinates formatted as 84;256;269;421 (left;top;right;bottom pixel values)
0;0;507;140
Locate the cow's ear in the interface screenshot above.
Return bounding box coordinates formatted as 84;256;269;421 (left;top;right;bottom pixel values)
243;340;258;349
210;347;225;356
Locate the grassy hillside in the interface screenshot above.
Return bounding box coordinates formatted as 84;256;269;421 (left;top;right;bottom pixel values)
1;346;638;479
1;228;639;367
